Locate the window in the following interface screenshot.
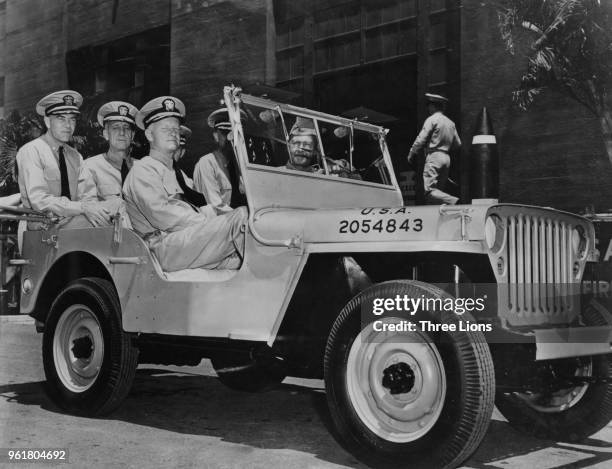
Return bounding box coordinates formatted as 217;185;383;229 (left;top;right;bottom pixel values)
66;26;170;107
274;0;422;97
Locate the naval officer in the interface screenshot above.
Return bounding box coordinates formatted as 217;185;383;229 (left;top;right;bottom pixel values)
84;100;139;227
16;90;110;228
122;96;247;271
193;109;245;214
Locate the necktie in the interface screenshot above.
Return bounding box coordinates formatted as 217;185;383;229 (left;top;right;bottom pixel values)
173;162;207;208
58;146;71;199
227;153;246;208
120;159;129;183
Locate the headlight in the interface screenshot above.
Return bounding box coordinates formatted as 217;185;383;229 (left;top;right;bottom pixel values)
484;214;504;252
571;225;587;259
22;277;33;295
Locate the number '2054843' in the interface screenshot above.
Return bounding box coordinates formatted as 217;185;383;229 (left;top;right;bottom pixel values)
338;218;423;234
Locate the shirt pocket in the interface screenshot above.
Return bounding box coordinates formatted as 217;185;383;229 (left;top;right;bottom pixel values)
42;166;61;182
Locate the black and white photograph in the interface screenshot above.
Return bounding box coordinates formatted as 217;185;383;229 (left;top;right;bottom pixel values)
1;1;611;468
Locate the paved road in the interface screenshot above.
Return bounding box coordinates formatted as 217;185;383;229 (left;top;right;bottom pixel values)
1;316;611;469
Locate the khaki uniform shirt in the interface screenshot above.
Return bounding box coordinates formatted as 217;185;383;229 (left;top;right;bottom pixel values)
84;153;132;228
123;155;244;272
193;152;233;214
16;134;96;216
409;111;461;155
84;153;132;201
123;155;211;236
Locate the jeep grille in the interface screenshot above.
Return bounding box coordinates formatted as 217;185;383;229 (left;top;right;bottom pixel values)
486;205;593;327
507;215;574;315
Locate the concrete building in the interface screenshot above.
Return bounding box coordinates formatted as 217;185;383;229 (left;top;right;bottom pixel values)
1;0;610;212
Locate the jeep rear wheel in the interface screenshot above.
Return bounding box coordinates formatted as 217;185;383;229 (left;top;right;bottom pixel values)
324;280;495;468
495;299;612;442
42;277;138;416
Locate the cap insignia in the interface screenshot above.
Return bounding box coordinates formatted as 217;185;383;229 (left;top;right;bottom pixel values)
162;99;175;112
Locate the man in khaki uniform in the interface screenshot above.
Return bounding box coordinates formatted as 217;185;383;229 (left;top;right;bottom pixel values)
193;109;243;214
16;90;110;229
407;93;461;205
84;101;139;228
123;96;247;271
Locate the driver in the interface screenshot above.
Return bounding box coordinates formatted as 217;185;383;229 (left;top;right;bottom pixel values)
285;117;359;179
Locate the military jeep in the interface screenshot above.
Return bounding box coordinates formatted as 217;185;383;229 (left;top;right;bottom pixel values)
10;86;612;468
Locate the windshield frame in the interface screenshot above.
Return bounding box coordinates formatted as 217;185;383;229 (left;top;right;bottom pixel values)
231;92;399;189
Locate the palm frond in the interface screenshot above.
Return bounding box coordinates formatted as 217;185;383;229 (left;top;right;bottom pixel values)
497;0;612;113
0;111;44;194
498;7;520;53
532;46;556;70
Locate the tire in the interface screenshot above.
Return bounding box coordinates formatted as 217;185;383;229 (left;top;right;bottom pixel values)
42;277;138;416
495;298;612;442
324;280;495;469
211;355;287;392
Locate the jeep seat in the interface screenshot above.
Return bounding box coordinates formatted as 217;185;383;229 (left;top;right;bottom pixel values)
143;234;239;283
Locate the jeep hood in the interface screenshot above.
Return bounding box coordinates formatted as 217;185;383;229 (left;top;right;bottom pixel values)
251;204;492;246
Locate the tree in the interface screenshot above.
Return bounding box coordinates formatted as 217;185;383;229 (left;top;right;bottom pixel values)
0;111;44;195
0;110;106;196
497;0;612;163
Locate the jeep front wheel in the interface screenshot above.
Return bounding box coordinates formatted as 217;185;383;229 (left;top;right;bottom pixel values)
324;281;495;468
42;277;138;416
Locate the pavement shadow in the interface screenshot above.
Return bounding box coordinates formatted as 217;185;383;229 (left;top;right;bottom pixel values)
119;369;363;467
0;381;48;406
0;373;361;467
1;372;611;469
466;420;612;469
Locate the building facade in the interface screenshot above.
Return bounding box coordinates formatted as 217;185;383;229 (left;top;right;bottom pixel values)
1;0;610;212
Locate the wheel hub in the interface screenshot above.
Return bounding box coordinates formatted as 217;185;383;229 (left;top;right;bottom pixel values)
382;362;415;394
514;358;593;413
71;335;94;360
53;305;104;393
346;317;447;443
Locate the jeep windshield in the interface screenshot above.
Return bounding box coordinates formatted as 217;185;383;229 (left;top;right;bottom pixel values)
235;95;395;186
225;90;403;210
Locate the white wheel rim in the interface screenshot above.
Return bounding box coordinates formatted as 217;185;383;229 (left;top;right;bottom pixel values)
346;317;447;443
53;304;104;393
514;361;592;413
